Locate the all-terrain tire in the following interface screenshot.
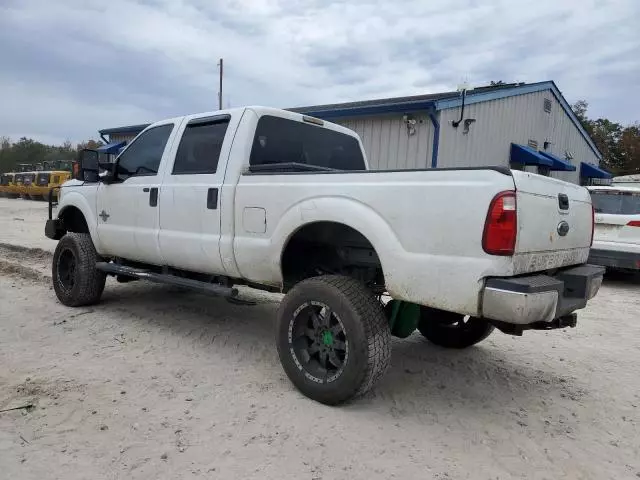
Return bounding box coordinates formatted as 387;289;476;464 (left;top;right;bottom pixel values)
52;233;106;307
276;275;391;405
417;307;494;349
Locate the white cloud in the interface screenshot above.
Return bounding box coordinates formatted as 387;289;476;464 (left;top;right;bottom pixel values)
0;0;638;144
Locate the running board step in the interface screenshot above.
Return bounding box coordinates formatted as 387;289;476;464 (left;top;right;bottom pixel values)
95;262;238;297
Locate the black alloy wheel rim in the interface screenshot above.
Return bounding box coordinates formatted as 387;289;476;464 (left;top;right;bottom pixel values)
57;249;77;291
288;301;349;383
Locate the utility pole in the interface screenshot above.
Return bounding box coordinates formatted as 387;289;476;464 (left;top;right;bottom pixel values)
217;58;223;110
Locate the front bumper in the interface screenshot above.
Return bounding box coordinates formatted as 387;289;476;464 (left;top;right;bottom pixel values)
481;264;605;325
588;248;640;271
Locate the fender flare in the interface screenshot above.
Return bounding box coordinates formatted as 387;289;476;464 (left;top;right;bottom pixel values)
270;196;406;286
57;192;99;244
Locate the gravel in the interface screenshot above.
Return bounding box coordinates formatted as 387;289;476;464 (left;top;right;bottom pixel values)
1;197;639;480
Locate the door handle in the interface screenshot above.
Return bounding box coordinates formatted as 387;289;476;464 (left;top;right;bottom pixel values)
149;187;158;207
143;187;150;192
207;188;218;210
558;193;569;210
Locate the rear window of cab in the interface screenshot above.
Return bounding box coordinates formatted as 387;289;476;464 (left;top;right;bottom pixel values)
249;115;365;171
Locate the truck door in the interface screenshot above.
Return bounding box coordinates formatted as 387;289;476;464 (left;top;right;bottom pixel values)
97;122;177;265
158;114;232;274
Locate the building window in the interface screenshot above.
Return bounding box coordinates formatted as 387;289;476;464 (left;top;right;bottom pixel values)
544;98;552;113
538;166;551;177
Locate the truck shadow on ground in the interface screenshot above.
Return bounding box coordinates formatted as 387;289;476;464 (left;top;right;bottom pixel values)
96;282;586;417
603;270;640;287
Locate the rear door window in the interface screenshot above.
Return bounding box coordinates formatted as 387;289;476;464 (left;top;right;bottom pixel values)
172;117;230;175
591;191;640;215
249;115;365;171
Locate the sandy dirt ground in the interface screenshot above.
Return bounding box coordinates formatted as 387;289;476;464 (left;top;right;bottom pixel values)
0;197;639;480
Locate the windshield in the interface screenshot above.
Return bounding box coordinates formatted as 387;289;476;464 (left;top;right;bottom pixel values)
23;173;35;184
591;190;640;215
37;173;51;185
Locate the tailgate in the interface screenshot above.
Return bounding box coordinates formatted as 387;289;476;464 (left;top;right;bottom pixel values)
511;171;592;273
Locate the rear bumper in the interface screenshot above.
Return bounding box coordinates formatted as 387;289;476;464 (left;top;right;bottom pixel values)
481;264;605;325
588;248;640;271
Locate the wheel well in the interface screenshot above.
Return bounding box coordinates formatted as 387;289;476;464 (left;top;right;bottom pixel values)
59;206;89;234
281;222;384;292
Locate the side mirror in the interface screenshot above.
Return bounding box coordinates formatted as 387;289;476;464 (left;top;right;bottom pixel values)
78;149;99;182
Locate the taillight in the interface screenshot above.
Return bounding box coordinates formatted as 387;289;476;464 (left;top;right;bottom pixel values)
628;221;640;227
590;205;595;246
483;191;517;256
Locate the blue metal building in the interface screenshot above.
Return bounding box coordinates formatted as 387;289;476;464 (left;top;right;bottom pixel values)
99;81;610;185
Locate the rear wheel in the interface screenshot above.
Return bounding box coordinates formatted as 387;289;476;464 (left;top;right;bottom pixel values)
52;233;106;307
417;307;494;349
276;275;391;405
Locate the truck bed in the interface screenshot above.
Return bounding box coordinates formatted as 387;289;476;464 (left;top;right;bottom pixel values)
232;167;593;316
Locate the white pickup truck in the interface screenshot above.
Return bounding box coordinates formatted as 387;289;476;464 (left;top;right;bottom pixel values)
45;106;604;404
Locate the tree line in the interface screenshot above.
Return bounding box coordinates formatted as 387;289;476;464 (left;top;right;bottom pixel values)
572;101;639;176
1;99;638;176
0;137;102;172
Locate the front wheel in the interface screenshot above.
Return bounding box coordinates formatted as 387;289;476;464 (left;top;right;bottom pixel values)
417;307;494;349
276;276;391;405
52;233;106;307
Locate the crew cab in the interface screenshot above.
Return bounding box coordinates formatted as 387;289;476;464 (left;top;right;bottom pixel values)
45;106;604;404
588;185;640;271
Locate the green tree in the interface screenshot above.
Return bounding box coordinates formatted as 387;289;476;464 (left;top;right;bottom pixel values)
572;100;640;175
590;118;624;172
572;100;590;127
619;123;640;174
0;137;102;173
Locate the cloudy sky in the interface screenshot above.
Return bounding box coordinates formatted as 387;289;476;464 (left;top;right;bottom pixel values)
1;0;638;144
